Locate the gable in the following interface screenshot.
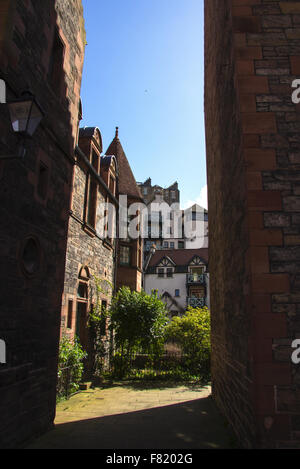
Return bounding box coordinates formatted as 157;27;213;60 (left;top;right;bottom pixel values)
189;255;207;266
157;256;176;267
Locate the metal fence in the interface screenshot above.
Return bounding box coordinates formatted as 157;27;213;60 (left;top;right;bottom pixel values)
130;351;186;374
56;366;77;399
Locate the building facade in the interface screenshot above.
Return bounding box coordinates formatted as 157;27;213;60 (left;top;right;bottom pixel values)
106;128;143;292
144;248;209;316
60;127;118;365
60;125;144;367
138;179;208;259
0;0;85;448
138;178;180;206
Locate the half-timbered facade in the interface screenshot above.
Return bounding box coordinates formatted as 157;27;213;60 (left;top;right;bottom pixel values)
144;248;209;316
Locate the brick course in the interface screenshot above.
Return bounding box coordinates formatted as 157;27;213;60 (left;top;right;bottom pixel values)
205;0;300;448
0;0;85;448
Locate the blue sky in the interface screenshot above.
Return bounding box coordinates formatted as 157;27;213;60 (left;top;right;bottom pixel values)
81;0;207;209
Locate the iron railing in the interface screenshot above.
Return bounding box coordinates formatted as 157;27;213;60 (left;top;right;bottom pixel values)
186;273;206;285
187;297;206;308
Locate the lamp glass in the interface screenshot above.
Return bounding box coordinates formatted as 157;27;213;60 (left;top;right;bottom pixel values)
8;97;44;137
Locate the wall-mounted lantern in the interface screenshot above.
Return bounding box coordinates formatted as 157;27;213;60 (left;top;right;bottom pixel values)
0;85;45;160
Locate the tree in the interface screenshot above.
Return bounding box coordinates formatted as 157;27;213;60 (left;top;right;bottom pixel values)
109;287;168;376
164;306;211;376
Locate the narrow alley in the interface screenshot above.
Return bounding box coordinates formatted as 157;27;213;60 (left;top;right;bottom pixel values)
25;382;235;449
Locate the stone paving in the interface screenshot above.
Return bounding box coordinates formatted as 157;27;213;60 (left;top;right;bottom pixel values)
25;381;236;449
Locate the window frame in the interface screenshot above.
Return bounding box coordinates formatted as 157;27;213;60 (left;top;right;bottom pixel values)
120;245;131;266
167;268;173;278
157;268;164;278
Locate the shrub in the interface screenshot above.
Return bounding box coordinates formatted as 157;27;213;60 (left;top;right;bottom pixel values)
88;276;113;377
164;306;211;376
57;335;87;400
109;287;168;377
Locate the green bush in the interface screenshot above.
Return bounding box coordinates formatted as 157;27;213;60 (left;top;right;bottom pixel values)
88;276;113;377
109;287;168;377
164;307;211;376
57;335;87;400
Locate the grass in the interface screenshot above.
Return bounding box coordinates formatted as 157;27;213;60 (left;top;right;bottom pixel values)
101;366;211;386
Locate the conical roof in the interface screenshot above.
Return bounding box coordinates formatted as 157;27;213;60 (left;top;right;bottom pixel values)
106;127;142;200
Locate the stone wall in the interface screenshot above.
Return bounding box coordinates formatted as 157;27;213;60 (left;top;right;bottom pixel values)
205;0;300;448
0;0;85;448
61;160;116;350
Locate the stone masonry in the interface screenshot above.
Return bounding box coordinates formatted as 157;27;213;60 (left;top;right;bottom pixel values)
60;127;117;367
205;0;300;448
0;0;85;448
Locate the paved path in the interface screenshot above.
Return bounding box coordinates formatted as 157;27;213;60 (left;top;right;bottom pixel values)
25;381;235;449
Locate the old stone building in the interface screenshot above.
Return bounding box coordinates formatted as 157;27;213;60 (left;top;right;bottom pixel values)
1;0;300;451
0;0;85;448
138;178;180;205
60;126;118;361
59;125;144;366
137;179;208;259
205;0;300;449
106;128;143;292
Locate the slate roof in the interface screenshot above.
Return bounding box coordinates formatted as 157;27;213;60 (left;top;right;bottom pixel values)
148;248;209;268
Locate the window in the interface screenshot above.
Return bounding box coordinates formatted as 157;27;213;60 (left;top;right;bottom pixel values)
158;268;164;278
120;245;131;265
77;282;88;299
100;300;107;336
91;150;99;172
175;289;180;297
21;237;41;276
190;266;205;275
163;241;169;248
167;268;173;278
67;300;73;329
170;242;174;249
178;241;184;249
37;162;48;200
87;176;97;228
109;175;115;195
48;28;65;91
76;269;89;350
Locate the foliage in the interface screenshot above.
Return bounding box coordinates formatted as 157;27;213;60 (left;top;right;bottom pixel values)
109;287;169;377
164;306;211;376
57;335;87;400
87;276;113;376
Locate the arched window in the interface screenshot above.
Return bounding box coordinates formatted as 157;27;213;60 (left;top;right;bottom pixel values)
76;266;90;349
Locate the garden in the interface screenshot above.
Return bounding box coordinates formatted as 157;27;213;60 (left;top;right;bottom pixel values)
56;286;211;401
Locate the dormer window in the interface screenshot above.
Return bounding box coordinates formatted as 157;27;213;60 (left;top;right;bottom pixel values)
91;150;99;173
109;175;116;195
158;268;164;278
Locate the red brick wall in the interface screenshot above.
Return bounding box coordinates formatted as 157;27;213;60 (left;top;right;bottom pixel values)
205;0;300;448
0;0;85;448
